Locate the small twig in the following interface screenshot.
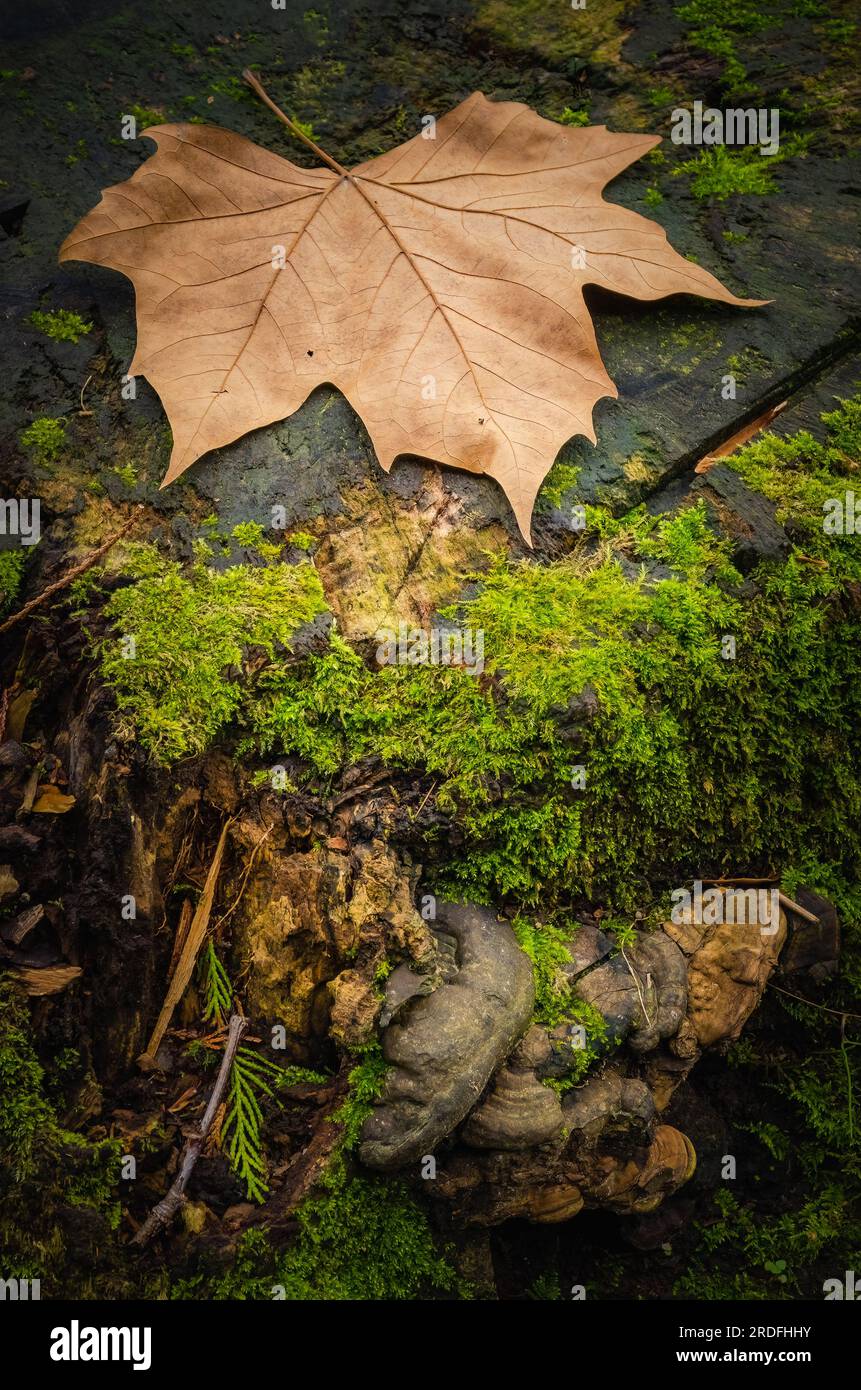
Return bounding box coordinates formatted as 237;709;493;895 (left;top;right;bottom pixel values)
132;1013;247;1247
700;881;819;924
619;937;656;1030
0;507;142;636
767;981;861;1023
702;876;778;885
79;374;93;416
242;69;350;177
0;684;12;743
412;780;438;820
777;890;819;925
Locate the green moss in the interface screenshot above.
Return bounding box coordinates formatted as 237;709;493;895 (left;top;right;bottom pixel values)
173;1177;464;1300
20;416;66;461
474;0;628;66
511;917;607;1085
0;981;123;1284
230;521;282;561
96;545;328;763
557;107;590;127
240;398;861;910
724;397;861;539
643;185;663;206
676;136;810;200
89;400;861;920
112;462;137;487
0;548;27;616
128;102;165;130
511;917;575;1027
0;981;55;1182
677;146;778;199
29;308;93;343
288;530;316;551
536;459;581;512
676;0;825;102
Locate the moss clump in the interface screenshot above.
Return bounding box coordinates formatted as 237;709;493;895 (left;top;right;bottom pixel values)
288;530;316;552
230;521;282;561
0;980;123;1285
20;416;66;461
128;102;165;130
557;107;590;127
511;917;607;1085
677;146;778;199
724;396;861;539
97;545;328;763
0;548;27;616
536;459;581;512
676;0;825;102
29;308;92;343
242;398;861;910
0;980;55;1183
173;1177;463;1301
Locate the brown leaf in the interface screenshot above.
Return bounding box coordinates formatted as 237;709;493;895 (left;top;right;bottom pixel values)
694;400;787;473
60;86;766;542
31;785;76;814
11;964;82;996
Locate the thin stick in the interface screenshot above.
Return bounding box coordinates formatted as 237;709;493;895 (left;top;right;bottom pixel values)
241;68;350;177
777;891;820;925
138;820;232;1069
0;508;142;636
767;981;861;1023
132;1013;247;1246
702;877;778;885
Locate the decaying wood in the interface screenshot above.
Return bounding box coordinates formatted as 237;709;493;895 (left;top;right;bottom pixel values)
0;508;142;636
132;1013;248;1247
0;904;45;946
138;820;232;1070
166;897;194;986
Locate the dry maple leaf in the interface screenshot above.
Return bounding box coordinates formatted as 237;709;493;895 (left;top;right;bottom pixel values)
59;73;767;543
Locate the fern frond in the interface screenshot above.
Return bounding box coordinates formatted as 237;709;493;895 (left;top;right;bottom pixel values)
199;939;233;1026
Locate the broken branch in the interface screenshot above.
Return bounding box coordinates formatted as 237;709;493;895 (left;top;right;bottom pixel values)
132;1012;247;1246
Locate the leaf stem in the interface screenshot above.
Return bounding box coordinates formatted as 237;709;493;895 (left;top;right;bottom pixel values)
242;69;350;178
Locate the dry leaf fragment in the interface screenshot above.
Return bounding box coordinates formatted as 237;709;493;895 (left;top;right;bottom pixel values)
11;964;82;996
60;79;767;542
694;400;788;473
31;785;76;814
